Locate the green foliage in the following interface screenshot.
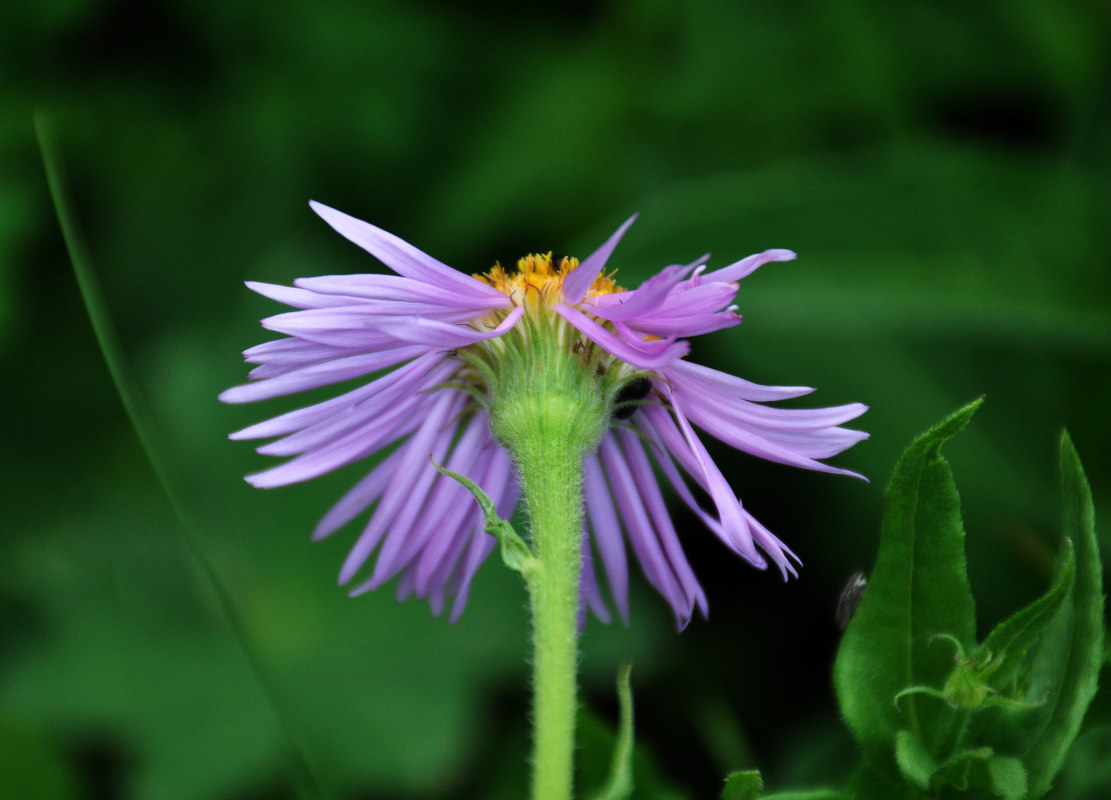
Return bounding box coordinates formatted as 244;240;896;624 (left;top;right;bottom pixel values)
721;770;764;800
1047;725;1111;799
829;408;1103;799
834;399;981;754
0;722;79;800
971;433;1105;798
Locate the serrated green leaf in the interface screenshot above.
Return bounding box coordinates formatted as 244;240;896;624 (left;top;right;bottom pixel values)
976;540;1075;693
721;770;763;800
894;730;936;791
972;433;1103;799
758;791;846;800
834;400;981;755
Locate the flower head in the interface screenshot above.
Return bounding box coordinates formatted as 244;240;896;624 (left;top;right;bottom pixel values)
221;202;867;626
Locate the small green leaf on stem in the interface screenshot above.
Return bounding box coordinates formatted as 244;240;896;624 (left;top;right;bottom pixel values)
975;539;1075;693
984;756;1027;800
430;457;536;578
894;729;937;790
587;664;635;800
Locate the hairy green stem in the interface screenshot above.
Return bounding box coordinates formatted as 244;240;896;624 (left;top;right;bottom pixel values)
490;342;607;800
522;424;586;800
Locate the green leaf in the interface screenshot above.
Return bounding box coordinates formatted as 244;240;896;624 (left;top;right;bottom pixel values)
984;756;1028;800
845;757;928;800
588;664;635;800
721;770;763;800
976;433;1104;798
576;707;686;800
430;457;536;578
894;730;936;790
932;745;995;792
976;540;1076;693
834;400;981;755
0;722;80;800
758;792;847;800
1045;724;1111;799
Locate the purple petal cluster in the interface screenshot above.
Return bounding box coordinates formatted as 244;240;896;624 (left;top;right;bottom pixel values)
222;202;867;626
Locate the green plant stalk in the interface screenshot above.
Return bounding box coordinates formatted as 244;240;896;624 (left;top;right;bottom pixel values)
521;421;586;800
490;332;608;800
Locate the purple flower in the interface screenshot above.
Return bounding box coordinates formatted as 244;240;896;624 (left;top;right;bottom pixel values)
222;202;867;626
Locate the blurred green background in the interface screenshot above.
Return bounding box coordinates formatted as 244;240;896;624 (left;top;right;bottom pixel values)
3;1;1109;798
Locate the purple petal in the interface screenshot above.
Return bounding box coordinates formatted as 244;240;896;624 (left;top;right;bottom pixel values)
368;414;491;587
338;391;465;583
245;281;355;309
295;273;510;310
661;359;816;402
309;201;506;302
639;401;765;568
251;358;454;456
584;449;630;623
343;305;525;349
414;441;515;596
670;380;868;477
585;262;699;322
311;448;405;540
579;528;611;626
245;360;458;484
561;214;638;304
242;339;371;382
554;304;690;369
448;532;497;623
229;352;445;441
701;249;796;283
635;310;743;338
220;346;427;404
261;305;476;339
599;435;696;625
616;427;707;624
245;395;423;487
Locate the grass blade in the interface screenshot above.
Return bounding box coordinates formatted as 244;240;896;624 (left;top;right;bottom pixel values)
34;111;330;800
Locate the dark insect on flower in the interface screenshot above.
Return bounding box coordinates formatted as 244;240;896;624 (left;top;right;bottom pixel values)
613;377;653;420
836;571;868;630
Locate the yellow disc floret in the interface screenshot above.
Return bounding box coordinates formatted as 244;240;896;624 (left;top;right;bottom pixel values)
463;252;642;425
477;252;622;313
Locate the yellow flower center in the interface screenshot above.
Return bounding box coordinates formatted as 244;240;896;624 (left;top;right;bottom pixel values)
462;253;643;415
476;252;622;311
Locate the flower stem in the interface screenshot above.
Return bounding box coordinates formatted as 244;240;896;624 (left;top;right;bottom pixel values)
520;425;584;800
490;344;607;800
